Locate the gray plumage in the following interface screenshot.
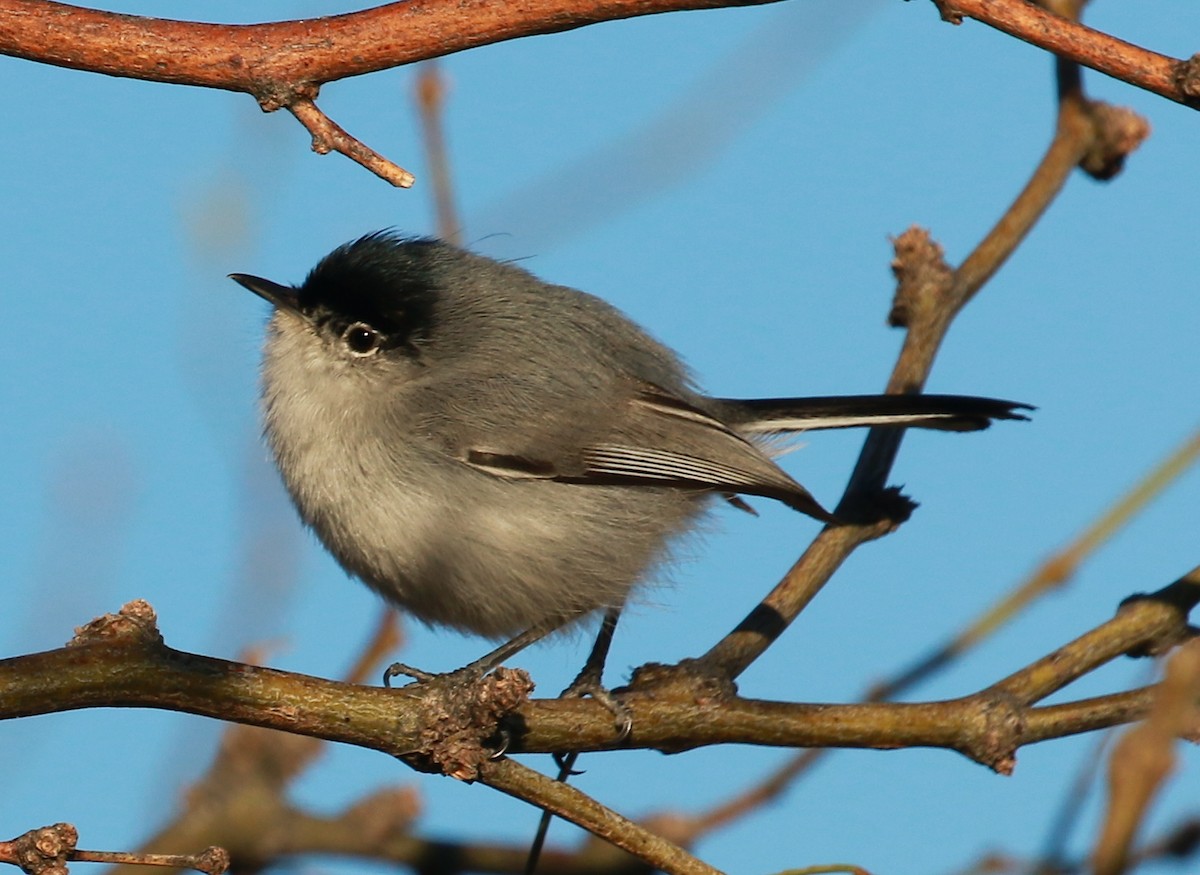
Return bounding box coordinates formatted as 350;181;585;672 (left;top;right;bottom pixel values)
231;233;1028;639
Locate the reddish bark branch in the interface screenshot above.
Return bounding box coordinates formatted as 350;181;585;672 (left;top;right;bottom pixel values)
0;0;1191;108
936;0;1199;108
0;0;781;95
289;98;415;187
0;0;1193;186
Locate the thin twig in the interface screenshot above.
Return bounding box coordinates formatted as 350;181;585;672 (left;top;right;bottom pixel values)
479;758;721;875
686;749;822;838
0;825;229;875
880;424;1200;698
71;849;229;874
990;568;1200;707
414;62;462;242
943;814;1200;875
345;607;404;686
1092;640;1200;875
288;98;414;187
1033;716;1119;871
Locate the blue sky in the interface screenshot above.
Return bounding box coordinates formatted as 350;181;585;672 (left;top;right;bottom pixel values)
2;2;1198;873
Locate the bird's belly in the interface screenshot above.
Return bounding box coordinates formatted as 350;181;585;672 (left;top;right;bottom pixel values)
296;462;703;638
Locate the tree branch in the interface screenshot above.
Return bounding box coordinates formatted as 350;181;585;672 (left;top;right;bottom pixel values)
288;98;415;187
1092;640;1200;875
0;1;782;92
478;758;719;875
0;824;228;875
934;0;1200;109
691;12;1145;680
2;585;1195;775
0;0;1185;186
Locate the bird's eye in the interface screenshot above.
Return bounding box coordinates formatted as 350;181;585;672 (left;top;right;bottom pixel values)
342;322;382;356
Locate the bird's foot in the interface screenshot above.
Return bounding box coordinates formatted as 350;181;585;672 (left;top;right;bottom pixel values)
560;663;633;744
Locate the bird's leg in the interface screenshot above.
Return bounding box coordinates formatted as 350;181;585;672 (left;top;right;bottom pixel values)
382;621;560;686
524;607;628;875
559;608;631;735
380;622;559;776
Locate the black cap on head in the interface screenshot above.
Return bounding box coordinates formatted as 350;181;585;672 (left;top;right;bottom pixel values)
295;232;441;332
232;232;443;355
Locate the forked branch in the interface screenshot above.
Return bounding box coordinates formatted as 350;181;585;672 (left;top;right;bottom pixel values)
0;0;1189;186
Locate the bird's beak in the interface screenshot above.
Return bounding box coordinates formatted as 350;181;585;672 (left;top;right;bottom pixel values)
229;273;301;313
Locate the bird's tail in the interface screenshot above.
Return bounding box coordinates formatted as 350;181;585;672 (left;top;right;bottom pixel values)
716;394;1033;434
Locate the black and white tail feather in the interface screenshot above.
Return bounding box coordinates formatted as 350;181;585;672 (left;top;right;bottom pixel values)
719;393;1031;434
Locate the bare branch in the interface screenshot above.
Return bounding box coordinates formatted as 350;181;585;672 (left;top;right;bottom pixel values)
881;425;1200;699
988;568;1200;708
288;98;415;187
7;578;1190;768
414;61;463;242
479;758;720;875
0;824;227;875
0;0;1181;187
0;1;787;92
933;0;1200;109
692;23;1133;680
1;1;1192;111
69;848;229;875
1093;640;1200;875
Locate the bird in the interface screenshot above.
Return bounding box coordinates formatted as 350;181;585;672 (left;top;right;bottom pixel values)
230;232;1029;654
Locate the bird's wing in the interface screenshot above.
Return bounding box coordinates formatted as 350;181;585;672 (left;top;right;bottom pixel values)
460;384;836;522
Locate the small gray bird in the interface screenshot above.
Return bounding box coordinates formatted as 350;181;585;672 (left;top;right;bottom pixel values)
231;232;1028;643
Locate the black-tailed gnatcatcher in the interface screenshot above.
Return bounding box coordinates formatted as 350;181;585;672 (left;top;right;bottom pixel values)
231;233;1028;644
